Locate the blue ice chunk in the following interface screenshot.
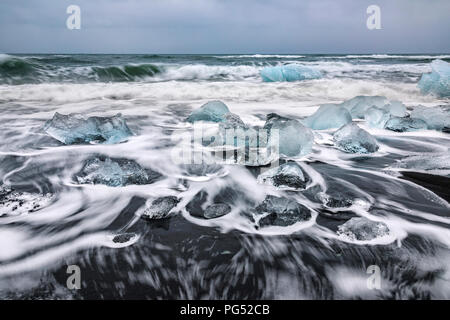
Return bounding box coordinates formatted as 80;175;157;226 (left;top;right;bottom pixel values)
333;123;379;154
382;101;407;117
142;196;180;220
43;112;133;145
384;117;427;132
340;96;389;119
390;153;450;174
254;195;312;227
187;100;230;123
218;112;254;147
260;64;322;82
364;106;391;129
76;157;161;187
257;162;309;190
418;60;450;97
410;105;450;132
304;104;352;130
337;217;390;241
264;113;314;157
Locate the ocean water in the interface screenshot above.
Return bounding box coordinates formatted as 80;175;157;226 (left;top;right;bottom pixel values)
0;53;449;299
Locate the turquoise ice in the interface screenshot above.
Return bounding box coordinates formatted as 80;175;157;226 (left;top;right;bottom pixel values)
333;123;379;154
418;60;450;97
384;117;427;132
43;112;133;145
76;157;160;187
260;64;322;82
411;105;450;132
304;104;352;130
187;100;230;123
340;96;389;119
264;113;314;157
383;100;407;117
364;106;391;129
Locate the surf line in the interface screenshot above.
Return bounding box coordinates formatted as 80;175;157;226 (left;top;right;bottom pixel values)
180;304;215;318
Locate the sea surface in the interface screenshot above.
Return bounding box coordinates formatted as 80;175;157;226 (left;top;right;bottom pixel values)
0;53;449;299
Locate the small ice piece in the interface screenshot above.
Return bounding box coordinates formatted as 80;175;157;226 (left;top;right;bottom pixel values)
180;163;225;178
304;104;352;130
384;117;427;132
112;233;138;244
260;64;322;82
340;96;389;119
264;113;314;157
0;185;53;217
255;195;311;227
204;203;231;219
186;190;208;217
418;60;450;98
382;101;407;117
142;196;180;220
43;112;133;145
317;192;353;208
220;112;247;129
337;217;390;241
76;157;160;187
410;105;450;132
364;106;391;129
186;190;231;219
186;100;230;123
390;153;450;174
218;112;258;147
257;162;309;190
333;123;379;154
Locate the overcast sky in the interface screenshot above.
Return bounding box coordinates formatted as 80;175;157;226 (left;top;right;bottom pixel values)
0;0;449;54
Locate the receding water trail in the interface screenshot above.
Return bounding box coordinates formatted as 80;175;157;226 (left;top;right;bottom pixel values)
0;54;449;299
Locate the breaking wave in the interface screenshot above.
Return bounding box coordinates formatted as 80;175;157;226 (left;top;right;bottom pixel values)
0;54;162;84
0;53;439;85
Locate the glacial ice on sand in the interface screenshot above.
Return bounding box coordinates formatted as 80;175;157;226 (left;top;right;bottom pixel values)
384;117;427;132
304;104;352;130
0;185;53;217
340;96;389;119
257;162;309;190
383;101;407;117
202;112;276;166
264;113;314;157
141;196;180;220
186;190;231;219
76;156;161;187
333;123;379;154
390;153;450;175
217;112;258;147
364;106;391;129
204;203;232;219
337;217;390;241
187;100;230;123
317;192;354;209
410;105;450;132
260;64;322;82
112;233;138;244
253;195;312;227
418;59;450;98
43;112;133;145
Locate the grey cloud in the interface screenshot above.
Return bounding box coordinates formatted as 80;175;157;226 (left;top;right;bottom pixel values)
0;0;449;53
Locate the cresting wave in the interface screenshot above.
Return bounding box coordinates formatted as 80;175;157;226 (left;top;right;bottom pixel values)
0;53;444;84
0;54;162;84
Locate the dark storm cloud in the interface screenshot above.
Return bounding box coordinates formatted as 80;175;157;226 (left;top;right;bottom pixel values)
0;0;449;53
